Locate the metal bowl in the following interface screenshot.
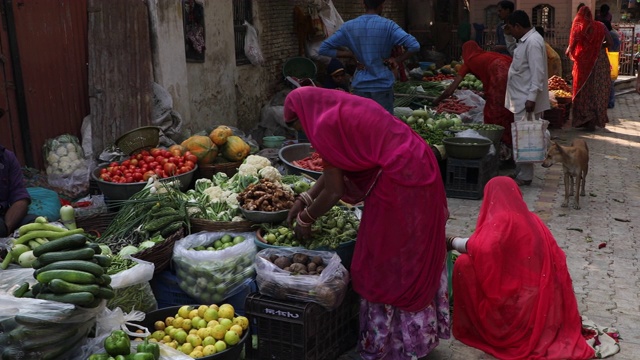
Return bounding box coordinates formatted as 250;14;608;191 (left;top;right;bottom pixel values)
91;164;197;201
278;143;322;179
442;137;492;159
240;208;289;224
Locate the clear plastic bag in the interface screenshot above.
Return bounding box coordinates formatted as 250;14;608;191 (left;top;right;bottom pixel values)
173;231;257;304
43;134;91;197
255;248;349;310
454;89;486;123
107;257;157;313
244;21;265;66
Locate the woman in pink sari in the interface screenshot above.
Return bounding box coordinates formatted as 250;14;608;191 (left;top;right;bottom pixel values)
284;87;450;360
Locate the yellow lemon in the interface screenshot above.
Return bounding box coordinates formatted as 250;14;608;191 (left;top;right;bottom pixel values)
211;324;226;340
178;305;192;319
197;305;209;318
165;316;175;326
230;324;243;337
233;316;249;331
214;340;227;352
218;304;235;320
188;309;199;319
203;344;217;355
219;318;233;330
203;308;219;322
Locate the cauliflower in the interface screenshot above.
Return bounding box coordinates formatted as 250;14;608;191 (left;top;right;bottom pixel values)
238;163;258;177
203;186;224;203
225;191;239;208
55;146;68;157
231;216;244;222
244;155;271;171
258;166;282;182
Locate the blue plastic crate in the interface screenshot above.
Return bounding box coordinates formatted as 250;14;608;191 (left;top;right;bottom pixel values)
150;270;198;309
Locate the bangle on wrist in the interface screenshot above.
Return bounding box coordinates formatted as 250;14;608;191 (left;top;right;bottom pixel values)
299;192;313;207
296;212;313;227
304;208;317;222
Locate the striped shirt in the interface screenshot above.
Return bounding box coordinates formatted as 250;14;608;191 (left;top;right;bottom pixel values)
319;14;419;92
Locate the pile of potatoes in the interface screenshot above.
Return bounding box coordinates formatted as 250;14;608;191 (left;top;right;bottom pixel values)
267;252;325;275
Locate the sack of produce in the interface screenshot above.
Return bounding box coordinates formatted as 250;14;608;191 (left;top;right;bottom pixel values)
255;248;350;310
43;134;91;198
0;291;103;360
107;257;157;313
173;231;257;304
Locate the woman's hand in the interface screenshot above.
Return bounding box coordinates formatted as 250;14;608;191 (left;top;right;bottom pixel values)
294;222;313;240
286;199;305;227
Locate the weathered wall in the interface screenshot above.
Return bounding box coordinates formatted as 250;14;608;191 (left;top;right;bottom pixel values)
153;0;408;136
469;0;596;28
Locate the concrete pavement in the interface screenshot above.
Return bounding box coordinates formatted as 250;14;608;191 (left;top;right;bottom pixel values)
430;90;640;359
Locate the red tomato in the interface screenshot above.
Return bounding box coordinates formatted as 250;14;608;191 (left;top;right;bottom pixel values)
135;153;143;160
145;156;155;163
130;158;139;166
141;150;150;157
169;156;180;165
121;160;130;167
143;171;155;181
109;161;118;167
170;149;182;157
155;155;165;163
100;168;108;174
150;148;162;157
133;172;143;181
125;176;134;183
161;150;171;158
160;158;169;165
180;166;189;174
184;160;195;169
149;161;159;168
164;162;177;176
184;154;198;163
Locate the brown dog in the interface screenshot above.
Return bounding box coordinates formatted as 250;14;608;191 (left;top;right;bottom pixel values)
541;139;589;209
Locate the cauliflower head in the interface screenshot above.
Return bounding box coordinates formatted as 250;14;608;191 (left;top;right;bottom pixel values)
238;163;258;177
244;155;271;171
258;166;282;182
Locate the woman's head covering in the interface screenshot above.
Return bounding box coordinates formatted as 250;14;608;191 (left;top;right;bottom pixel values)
461;41;483;64
326;58;345;76
569;6;607;96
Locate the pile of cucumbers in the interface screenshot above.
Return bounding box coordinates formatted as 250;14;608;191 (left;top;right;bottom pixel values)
13;233;115;308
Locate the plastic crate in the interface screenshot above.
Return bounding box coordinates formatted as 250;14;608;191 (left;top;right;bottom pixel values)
246;288;359;360
445;154;498;199
150;269;198;309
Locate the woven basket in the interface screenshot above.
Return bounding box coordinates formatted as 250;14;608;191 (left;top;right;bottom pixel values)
189;218;256;233
76;212;117;235
114;126;160;155
197;161;242;179
133;227;184;275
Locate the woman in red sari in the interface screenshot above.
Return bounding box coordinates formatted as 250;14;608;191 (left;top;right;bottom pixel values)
284;87;450;360
567;5;613;131
434;41;514;146
448;176;595;359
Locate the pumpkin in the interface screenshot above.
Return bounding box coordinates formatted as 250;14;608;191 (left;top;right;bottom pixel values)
209;125;234;146
221;136;250;162
181;135;218;165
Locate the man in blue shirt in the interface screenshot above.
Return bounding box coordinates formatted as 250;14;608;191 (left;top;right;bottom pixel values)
318;0;419;114
493;1;514;55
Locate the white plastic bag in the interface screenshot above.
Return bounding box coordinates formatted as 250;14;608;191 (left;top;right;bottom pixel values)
255;248;349;310
107;257;157;313
173;231;257;304
511;113;550;163
455;129;496;156
43;134;91;197
318;0;344;37
454;89;486;123
244;21;265;66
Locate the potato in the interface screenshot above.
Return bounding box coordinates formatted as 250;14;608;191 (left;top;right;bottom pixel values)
274;256;292;269
307;262;317;272
311;256;323;266
289;263;307;273
292;253;309;264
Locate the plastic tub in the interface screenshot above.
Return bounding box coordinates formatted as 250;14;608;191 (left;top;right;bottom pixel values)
262;136;286;148
442;137;492;159
278;143;322;179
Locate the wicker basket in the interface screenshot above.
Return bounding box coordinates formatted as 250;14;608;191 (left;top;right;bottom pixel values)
132;228;184;275
189;218;256;233
114;126;160;155
197;161;242;179
76;212;117;235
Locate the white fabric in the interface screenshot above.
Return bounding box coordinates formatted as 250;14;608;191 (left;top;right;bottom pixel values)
505;28;551;114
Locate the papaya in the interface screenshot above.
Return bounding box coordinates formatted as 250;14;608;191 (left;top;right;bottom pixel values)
181;135;219;165
221;136;250;162
209;125;234;146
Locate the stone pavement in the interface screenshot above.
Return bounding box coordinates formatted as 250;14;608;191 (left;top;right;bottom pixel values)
340;89;640;360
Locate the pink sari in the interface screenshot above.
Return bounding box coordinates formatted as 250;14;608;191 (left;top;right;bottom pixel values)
284;87;448;311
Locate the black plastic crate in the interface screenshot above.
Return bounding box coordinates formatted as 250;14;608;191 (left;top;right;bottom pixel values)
445;154;498;199
246;288;359;360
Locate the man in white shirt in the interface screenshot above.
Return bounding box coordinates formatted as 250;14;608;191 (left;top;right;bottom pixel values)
504;10;550;186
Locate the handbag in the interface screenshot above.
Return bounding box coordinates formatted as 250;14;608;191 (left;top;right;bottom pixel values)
511;113;549;163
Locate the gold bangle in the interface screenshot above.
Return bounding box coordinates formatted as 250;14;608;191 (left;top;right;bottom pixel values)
296;212;312;227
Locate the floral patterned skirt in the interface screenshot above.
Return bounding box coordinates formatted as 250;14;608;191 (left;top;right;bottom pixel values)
357;265;451;360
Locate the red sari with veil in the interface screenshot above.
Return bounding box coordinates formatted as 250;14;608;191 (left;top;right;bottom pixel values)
284;86;448;312
453;177;595;360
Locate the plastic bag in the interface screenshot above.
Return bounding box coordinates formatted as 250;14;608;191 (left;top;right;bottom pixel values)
455;129;496;156
43;134;91;198
107;257;157;313
244;21;265;66
318;0;343;37
173;231;257;304
511;113;550;163
26;187;61;221
0;293;104;360
0;267;38;295
255;248;349;310
454;89;486;123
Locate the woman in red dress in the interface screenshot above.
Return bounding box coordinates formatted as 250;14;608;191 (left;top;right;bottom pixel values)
434;41;514;146
567;5;613;131
448;176;596;359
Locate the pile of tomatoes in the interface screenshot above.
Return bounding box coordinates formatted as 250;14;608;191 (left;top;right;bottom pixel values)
98;147;198;183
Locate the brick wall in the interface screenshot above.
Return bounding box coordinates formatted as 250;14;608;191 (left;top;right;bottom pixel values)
255;0;407;96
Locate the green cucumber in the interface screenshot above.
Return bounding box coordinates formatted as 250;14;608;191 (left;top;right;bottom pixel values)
95;285;115;299
32;233;87;257
47;278;101;295
95;274;112;286
12;282;29;298
143;214;184;232
86;242;102;254
36;269;96;285
92;254;112;267
34;260;105;278
161;221;184;237
33;247;95;268
35;291;95;306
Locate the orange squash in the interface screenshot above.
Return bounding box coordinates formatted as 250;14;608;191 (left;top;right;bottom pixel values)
222;136;250;162
181;135;218;165
209;125;234;146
